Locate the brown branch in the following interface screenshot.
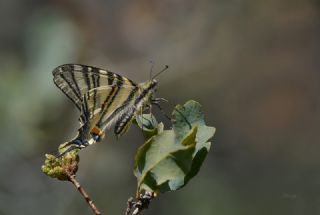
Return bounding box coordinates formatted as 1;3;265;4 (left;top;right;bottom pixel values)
68;174;102;215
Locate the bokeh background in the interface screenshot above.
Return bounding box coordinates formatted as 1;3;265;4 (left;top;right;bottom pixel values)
1;0;320;214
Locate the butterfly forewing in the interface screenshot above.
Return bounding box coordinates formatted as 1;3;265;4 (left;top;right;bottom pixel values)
52;64;136;111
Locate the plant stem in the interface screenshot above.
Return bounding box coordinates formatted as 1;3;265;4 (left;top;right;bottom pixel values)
125;192;154;215
68;174;102;215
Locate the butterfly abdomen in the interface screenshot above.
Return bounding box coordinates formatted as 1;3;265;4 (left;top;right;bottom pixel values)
114;108;135;136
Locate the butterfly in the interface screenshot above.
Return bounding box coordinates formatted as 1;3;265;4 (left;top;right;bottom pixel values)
52;64;168;154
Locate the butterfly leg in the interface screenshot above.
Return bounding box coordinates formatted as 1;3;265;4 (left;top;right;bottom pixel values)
140;107;145;137
139;107;151;139
152;101;171;121
148;103;157;125
152;97;168;103
153;98;192;129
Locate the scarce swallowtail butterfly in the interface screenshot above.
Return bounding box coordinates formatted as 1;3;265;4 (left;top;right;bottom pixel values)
52;64;167;154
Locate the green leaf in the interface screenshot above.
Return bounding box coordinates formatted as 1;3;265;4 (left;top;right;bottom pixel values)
173;100;208;142
134;100;216;196
172;100;216;186
134;128;197;195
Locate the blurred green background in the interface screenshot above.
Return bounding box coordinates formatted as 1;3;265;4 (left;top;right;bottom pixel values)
1;0;319;214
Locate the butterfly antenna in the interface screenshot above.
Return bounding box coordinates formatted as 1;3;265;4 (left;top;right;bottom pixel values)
152;65;169;80
149;60;155;81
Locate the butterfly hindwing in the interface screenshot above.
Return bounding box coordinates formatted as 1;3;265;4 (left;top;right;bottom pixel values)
80;85;139;132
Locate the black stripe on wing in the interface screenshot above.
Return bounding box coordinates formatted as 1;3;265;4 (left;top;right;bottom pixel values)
97;85;138;130
81;94;90;123
52;64;137;111
91;71;99;112
97;78;124;126
56;72;82;110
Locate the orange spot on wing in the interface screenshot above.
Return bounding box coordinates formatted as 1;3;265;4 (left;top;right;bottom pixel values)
90;126;105;139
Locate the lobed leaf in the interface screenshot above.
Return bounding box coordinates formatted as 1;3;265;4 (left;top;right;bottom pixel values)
134;100;215;196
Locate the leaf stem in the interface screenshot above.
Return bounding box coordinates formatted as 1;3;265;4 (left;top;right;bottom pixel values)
68;174;102;215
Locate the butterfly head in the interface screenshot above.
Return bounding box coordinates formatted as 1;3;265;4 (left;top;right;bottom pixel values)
140;78;158;90
151;79;158;89
137;79;158;107
148;80;159;105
